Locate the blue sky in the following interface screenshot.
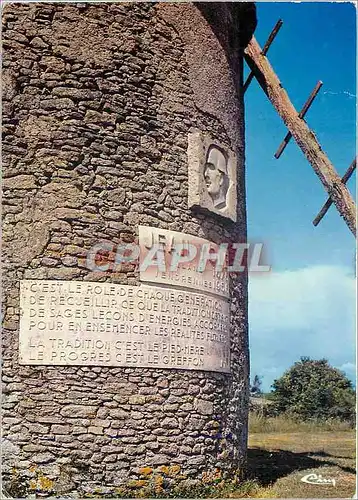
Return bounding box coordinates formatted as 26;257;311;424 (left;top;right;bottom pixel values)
245;2;356;391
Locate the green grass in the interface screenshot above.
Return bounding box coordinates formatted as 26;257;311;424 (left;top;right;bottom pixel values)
247;414;356;498
249;412;354;433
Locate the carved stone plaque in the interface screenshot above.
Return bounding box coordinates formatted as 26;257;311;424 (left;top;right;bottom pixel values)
138;226;229;298
19;280;230;373
187;130;237;222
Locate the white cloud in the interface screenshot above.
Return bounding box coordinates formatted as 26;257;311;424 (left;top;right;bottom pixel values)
248;265;356;391
338;362;356;384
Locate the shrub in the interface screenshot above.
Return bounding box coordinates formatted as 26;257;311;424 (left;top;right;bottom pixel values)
270;357;356;423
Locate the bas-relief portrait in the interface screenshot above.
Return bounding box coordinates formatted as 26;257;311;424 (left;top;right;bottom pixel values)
204;145;230;210
187;130;237;222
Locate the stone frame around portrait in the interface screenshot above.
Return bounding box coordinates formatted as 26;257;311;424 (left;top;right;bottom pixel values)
187;129;237;222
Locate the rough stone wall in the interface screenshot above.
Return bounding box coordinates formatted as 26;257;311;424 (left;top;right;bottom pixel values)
2;2;256;496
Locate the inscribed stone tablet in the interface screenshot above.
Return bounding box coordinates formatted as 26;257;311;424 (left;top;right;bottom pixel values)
19;280;230;373
138;226;229;298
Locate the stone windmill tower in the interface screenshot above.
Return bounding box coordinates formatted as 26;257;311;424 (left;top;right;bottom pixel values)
2;2;256;496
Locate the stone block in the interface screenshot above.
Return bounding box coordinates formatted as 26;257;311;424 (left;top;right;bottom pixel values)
51;424;70;435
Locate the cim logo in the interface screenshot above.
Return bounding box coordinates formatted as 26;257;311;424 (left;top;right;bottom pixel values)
301;473;336;487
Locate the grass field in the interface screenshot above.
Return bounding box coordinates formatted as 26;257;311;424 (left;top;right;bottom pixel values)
245;415;356;498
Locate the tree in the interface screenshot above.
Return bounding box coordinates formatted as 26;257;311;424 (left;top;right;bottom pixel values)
250;374;262;397
270;357;356;422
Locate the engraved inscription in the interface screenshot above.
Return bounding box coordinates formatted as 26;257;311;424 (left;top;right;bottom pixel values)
139;226;229;298
19;280;231;373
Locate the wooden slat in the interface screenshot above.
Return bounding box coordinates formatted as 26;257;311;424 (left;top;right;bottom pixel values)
275;81;323;159
244;36;356;236
243;20;283;94
313;158;356;226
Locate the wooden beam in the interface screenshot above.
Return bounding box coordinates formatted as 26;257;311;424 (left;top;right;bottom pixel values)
313;157;356;226
244;36;356;236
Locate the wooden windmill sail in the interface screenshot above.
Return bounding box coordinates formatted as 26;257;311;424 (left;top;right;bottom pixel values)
243;21;356;237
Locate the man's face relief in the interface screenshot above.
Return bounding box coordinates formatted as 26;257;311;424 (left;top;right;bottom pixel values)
204;163;223;197
204;146;228;209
